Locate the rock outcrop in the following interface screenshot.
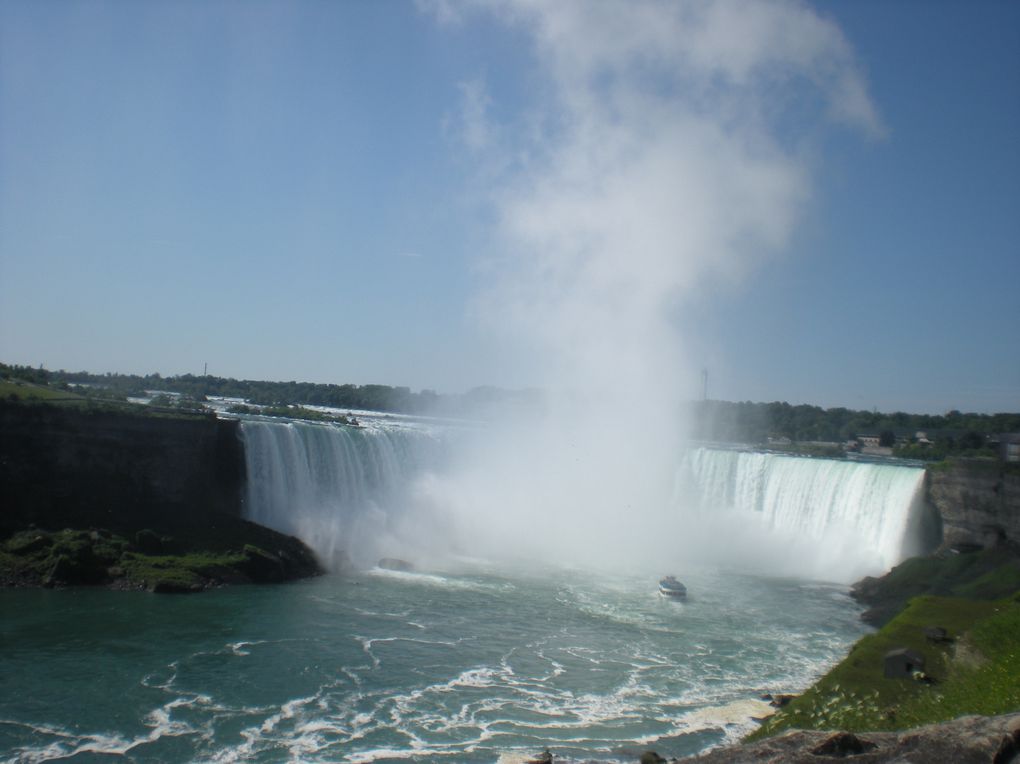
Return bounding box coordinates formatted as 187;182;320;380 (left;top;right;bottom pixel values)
928;459;1020;551
686;712;1020;763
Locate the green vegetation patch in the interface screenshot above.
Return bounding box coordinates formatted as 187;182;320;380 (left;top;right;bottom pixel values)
747;594;1020;740
0;380;84;403
118;549;248;591
852;547;1020;626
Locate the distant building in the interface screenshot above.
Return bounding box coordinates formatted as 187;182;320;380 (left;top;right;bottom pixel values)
858;434;881;448
1000;434;1020;463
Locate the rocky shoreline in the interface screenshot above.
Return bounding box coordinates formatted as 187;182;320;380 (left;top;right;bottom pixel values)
1;520;322;592
686;711;1020;763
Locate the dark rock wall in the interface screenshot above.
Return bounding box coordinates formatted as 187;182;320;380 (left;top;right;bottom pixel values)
928;459;1020;550
0;402;245;534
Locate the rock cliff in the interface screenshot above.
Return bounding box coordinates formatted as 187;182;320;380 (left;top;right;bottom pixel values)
928;458;1020;550
0;401;323;588
0;401;245;534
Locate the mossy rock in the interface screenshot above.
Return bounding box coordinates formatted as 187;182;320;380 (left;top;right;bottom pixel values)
6;532;53;555
134;529;164;554
2;517;322;590
240;545;286;583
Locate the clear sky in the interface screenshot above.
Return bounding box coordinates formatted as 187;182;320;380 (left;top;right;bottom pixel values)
1;0;1017;414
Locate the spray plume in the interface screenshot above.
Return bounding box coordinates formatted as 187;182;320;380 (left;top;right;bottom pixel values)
414;0;880;573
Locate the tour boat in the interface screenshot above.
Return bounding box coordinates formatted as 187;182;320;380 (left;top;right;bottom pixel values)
659;576;687;598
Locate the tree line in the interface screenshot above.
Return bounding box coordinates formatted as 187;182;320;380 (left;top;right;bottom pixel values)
0;363;540;418
689;399;1020;455
4;363;1017;453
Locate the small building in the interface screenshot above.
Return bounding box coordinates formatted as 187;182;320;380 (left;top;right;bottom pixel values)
884;648;925;679
999;433;1020;463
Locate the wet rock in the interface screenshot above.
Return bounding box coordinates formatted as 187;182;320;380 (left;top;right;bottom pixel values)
134;528;164;554
378;557;414;572
149;579;204;594
240;545;286;582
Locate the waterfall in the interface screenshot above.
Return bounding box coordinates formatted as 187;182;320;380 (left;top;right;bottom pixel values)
675;448;931;582
239;419;445;569
238;419;933;581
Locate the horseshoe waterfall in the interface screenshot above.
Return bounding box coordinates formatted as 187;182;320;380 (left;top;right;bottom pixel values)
239;419;934;583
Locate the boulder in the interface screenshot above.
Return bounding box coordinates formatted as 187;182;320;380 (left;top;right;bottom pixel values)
810;731;876;757
378;558;414;572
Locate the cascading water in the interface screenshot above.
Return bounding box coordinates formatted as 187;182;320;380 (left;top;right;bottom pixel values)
674;447;932;582
239;418;934;583
240;418;447;569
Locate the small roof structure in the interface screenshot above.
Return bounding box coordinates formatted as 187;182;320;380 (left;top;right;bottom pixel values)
884;648;925;679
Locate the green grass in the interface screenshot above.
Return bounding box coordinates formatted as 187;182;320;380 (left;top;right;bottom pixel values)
0;380;84;403
118;550;248;589
853;548;1020;626
747;594;1020;740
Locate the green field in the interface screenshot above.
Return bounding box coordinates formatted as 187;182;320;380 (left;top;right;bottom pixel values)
0;379;84;403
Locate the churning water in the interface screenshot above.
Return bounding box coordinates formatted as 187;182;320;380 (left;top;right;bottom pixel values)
0;566;864;762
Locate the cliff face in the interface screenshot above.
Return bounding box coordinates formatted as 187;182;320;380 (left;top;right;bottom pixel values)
928;458;1020;550
0;402;245;534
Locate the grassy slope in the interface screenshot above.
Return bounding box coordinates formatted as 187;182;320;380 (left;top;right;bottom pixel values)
748;593;1020;740
852;548;1020;626
0;379;84;403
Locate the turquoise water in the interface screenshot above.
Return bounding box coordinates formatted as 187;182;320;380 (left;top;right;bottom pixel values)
0;566;865;763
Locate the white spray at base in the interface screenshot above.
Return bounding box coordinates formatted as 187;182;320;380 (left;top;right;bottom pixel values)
240;419;447;570
240;417;931;583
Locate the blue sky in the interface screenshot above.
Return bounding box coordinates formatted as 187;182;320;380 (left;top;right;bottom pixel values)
1;0;1017;414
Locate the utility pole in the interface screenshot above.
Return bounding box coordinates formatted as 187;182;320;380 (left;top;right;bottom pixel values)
204;362;208;377
702;368;708;401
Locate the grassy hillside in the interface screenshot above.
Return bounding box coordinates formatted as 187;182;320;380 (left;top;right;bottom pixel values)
851;547;1020;626
0;379;84;403
748;592;1020;740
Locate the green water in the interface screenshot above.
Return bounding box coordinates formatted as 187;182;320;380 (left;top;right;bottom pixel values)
0;565;865;763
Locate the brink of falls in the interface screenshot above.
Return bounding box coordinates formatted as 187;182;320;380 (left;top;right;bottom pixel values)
240;420;935;582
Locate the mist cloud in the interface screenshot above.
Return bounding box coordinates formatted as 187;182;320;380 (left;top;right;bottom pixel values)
419;0;880;572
